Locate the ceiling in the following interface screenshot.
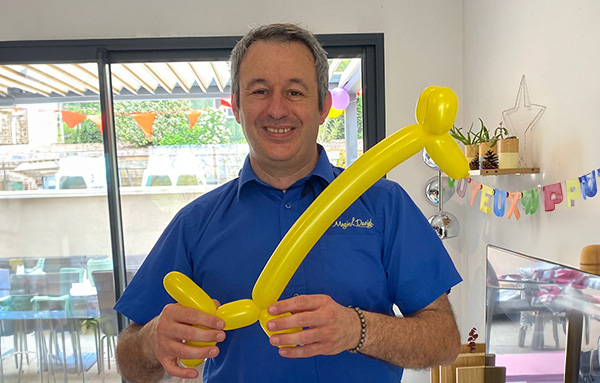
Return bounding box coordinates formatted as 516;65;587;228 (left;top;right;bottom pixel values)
0;58;361;106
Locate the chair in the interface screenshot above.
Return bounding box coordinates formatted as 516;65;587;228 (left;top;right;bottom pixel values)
86;258;113;287
30;270;92;382
24;258;45;274
91;270;119;382
1;293;38;383
141;155;175;187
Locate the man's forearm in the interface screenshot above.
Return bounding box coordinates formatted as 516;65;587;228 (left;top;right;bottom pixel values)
116;322;165;383
358;295;461;369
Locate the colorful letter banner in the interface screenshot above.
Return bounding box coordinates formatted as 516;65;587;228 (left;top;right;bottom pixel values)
449;167;599;220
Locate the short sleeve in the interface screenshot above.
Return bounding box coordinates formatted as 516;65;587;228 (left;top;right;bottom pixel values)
114;211;195;325
381;183;462;316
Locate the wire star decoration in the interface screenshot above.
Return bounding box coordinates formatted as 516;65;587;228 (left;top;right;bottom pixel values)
502;75;546;167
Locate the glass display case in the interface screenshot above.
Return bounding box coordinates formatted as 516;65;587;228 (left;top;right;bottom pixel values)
487;245;600;383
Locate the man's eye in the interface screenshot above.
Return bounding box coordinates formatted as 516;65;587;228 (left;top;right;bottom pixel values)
289;90;303;97
253;89;267;95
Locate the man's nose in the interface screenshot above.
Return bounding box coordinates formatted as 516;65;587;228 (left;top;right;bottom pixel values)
266;92;288;120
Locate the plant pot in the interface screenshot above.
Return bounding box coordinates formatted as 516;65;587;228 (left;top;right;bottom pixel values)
479;141;499;170
498;137;519;169
465;144;480;170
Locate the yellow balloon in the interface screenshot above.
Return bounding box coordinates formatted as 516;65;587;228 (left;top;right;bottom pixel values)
416;86;458;135
252;86;468;308
215;299;260;330
163;272;218;367
163;272;217;314
161;86;469;354
258;309;302;347
327;107;344;118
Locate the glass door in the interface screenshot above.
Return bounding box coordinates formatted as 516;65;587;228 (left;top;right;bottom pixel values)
0;62;112;382
107;57;365;278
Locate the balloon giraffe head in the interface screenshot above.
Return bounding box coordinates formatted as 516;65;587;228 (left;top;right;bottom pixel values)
416;86;469;180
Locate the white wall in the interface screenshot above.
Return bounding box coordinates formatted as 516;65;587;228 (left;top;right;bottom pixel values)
0;1;464;381
461;0;600;337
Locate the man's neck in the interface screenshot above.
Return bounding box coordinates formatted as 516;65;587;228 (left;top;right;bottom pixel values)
250;154;319;190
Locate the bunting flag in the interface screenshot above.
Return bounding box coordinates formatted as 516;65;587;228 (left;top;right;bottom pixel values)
61;111;87;129
87;114;103;133
449;167;599;220
220;98;232;108
131;112;156;140
53;108;217;135
184;110;202;130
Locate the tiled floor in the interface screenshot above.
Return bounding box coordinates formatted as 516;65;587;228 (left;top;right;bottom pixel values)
1;331;121;383
1;331;204;383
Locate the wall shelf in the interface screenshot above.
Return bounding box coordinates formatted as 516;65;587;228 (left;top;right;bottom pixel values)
469;167;540;176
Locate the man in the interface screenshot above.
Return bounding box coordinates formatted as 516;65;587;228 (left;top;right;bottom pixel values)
115;23;462;383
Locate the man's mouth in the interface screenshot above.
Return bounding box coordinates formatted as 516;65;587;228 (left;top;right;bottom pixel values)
266;127;293;134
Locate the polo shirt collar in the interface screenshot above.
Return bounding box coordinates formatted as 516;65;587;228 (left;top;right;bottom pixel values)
237;144;335;200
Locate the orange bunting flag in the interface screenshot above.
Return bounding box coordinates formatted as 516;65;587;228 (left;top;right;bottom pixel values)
61;110;87;129
88;114;103;133
184;110;202;130
132;113;156;140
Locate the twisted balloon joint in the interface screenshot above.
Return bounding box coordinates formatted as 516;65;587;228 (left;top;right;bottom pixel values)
162;86;469;367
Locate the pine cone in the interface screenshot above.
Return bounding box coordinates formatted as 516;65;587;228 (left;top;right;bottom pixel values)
482;150;499;169
469;158;480;170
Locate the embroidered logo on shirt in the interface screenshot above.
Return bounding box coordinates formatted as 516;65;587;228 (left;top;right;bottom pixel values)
332;217;374;230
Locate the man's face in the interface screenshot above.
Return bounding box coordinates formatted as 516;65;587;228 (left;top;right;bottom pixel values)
232;41;331;173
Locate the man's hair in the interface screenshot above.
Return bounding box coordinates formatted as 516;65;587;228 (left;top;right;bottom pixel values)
230;23;329;111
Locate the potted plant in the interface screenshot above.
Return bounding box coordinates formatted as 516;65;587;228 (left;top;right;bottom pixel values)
494;122;519;169
478;119;500;170
450;123;482;171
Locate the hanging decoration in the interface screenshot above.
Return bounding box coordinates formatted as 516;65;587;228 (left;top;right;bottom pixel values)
131;112;156;140
219;98;232;108
184;110;202;130
87;114;103;133
327;87;351;119
448;167;599;219
56;108;206;136
60;111;87;129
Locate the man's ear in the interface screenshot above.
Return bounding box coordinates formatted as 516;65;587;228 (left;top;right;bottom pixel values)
319;91;332;124
231;95;241;124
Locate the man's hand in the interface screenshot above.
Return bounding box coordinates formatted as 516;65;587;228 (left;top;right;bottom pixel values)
265;294;361;358
117;302;226;382
151;303;226;378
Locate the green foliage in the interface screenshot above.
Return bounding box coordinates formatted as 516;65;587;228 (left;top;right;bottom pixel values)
158;107;231;146
450;118;506;146
450;123;481;146
226;118;246;144
320;113;346;142
318;95;363;142
493;121;510;140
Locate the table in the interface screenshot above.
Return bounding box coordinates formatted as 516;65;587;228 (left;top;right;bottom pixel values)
0;307;100;383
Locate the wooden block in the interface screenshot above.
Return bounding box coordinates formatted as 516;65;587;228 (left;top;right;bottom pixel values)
431;343;488;383
580;245;600;276
456;366;506;383
431;365;440;383
441;353;487;383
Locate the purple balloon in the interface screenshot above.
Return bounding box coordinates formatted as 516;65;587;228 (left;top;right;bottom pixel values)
331;88;350;110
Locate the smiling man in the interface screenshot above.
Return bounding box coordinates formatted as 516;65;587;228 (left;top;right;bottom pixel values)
115;23;462;383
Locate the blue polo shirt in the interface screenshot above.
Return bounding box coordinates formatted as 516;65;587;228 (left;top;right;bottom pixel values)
115;146;462;382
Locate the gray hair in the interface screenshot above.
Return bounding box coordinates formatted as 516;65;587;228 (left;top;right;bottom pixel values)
230;23;329;111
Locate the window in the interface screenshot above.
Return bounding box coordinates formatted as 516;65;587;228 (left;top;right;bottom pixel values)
0;34;384;382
